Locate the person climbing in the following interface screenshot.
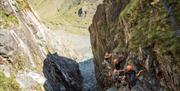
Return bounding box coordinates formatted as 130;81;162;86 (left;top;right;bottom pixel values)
136;61;146;80
102;51;112;69
124;65;137;89
113;58;121;70
111;58;120;81
111;56;125;85
113;54;126;70
102;51;113;81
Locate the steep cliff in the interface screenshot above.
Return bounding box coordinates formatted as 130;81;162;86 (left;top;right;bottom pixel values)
89;0;180;91
0;0;49;90
0;0;99;90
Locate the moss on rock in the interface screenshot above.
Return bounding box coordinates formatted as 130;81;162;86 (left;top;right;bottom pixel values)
0;9;18;28
0;71;21;91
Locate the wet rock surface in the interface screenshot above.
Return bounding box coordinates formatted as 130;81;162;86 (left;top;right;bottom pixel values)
43;53;82;91
79;59;97;91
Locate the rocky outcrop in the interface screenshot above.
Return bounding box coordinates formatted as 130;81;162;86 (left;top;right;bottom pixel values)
89;0;180;91
0;0;48;90
43;53;82;91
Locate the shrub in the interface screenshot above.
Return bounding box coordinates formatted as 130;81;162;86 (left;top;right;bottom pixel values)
0;71;21;91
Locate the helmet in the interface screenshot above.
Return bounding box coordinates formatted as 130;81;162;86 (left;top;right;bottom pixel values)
104;52;111;58
113;58;118;65
126;65;133;71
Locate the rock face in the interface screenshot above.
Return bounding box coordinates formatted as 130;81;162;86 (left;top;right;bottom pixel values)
0;31;18;57
1;0;98;90
89;0;180;91
0;0;48;90
43;53;82;91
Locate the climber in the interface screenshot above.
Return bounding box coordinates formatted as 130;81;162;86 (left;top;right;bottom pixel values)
102;51;112;69
104;52;111;60
111;58;120;81
102;51;113;81
114;54;126;70
113;58;121;70
136;61;146;80
124;65;137;89
111;56;125;83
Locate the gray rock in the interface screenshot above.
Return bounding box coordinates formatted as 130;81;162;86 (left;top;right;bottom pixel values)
0;31;18;56
0;65;10;77
106;86;118;91
16;71;46;90
43;53;82;91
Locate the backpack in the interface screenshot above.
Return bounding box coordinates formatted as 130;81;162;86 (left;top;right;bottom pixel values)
126;70;136;82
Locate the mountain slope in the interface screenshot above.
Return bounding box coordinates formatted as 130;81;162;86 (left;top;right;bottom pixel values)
28;0;102;34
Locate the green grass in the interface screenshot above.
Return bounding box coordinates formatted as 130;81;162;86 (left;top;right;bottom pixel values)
0;71;21;91
16;52;25;71
0;9;18;28
28;0;95;35
31;53;43;72
33;84;43;91
124;0;179;56
16;0;29;11
41;1;93;34
110;0;180;63
119;0;140;18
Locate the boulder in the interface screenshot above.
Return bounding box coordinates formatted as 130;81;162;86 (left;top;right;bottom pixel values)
43;53;82;91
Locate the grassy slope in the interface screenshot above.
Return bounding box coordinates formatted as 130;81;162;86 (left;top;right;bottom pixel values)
28;0;98;35
0;8;18;28
114;0;180;73
107;0;180;60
